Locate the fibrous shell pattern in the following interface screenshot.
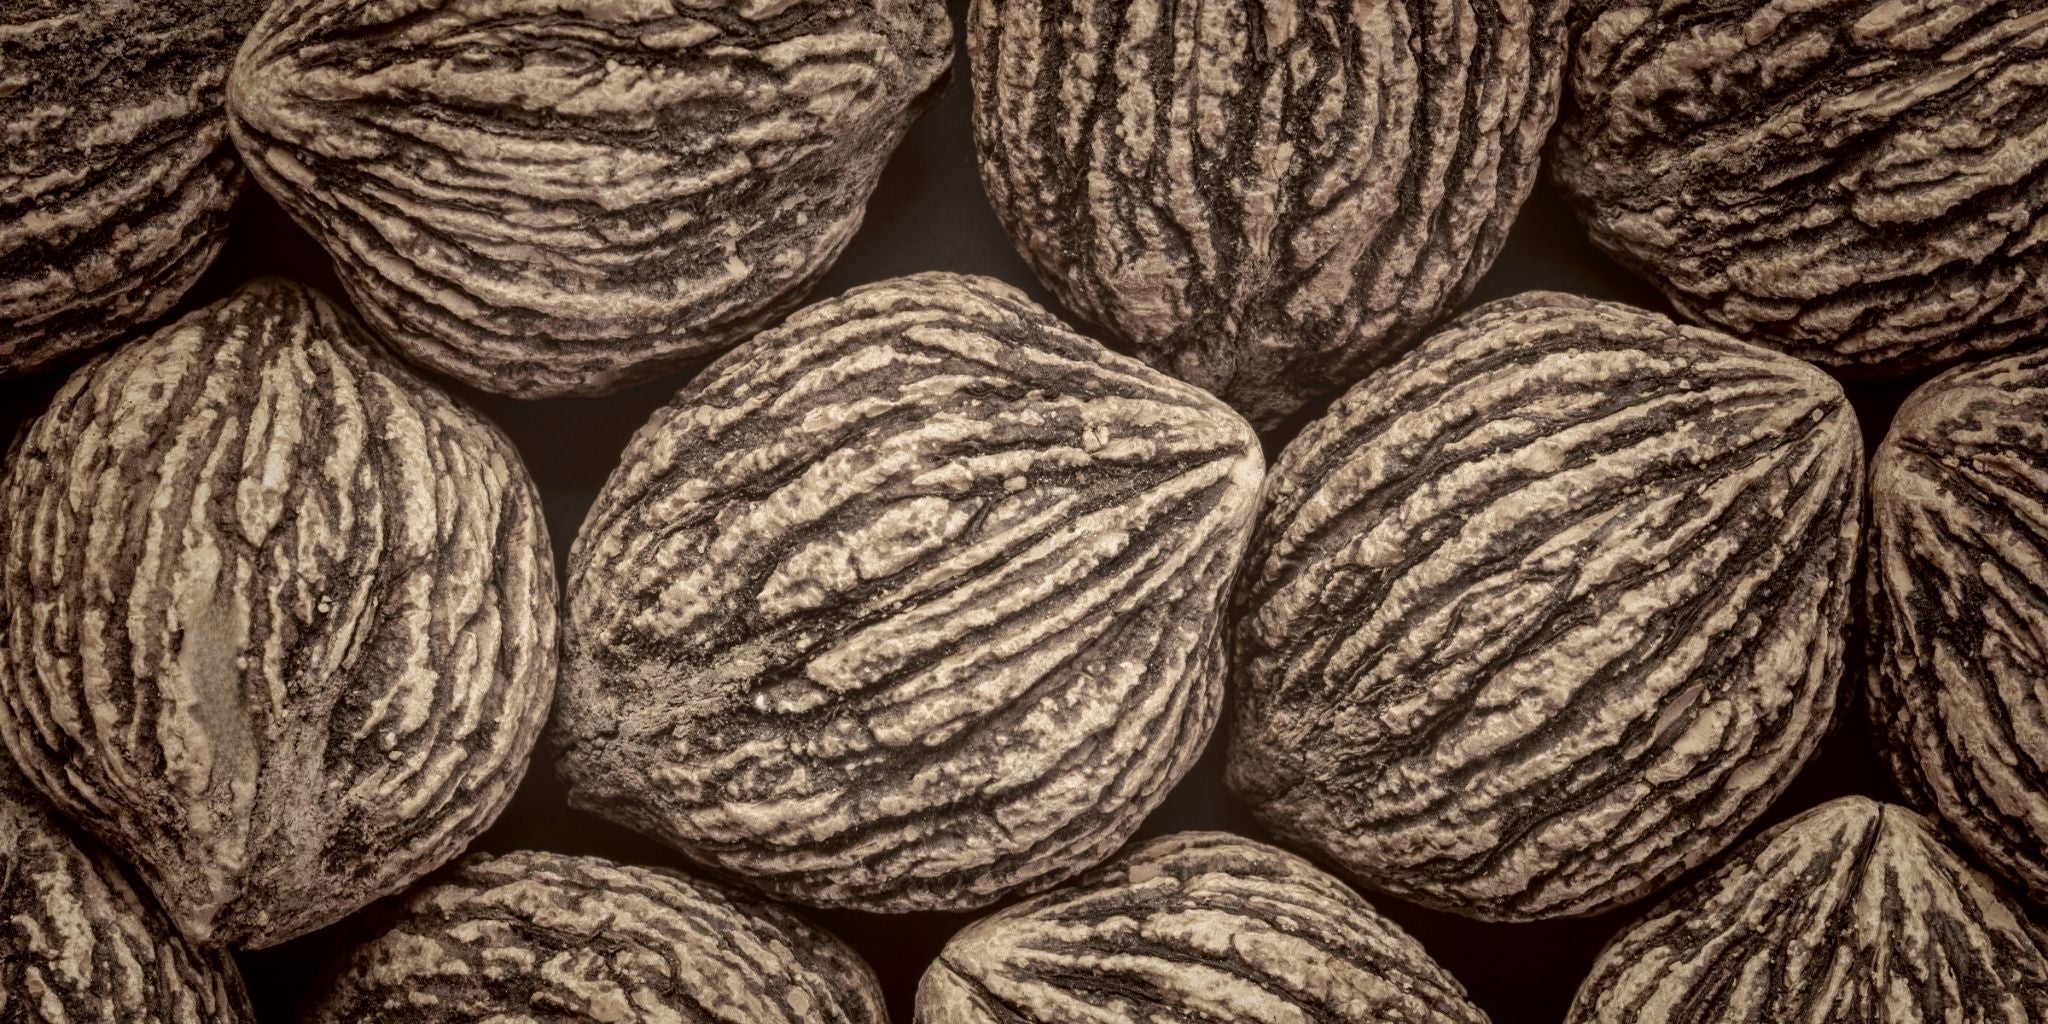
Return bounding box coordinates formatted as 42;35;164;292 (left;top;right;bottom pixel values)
1868;345;2048;907
1229;292;1864;921
0;760;254;1024
915;831;1490;1024
302;850;887;1024
1553;0;2048;374
967;0;1570;428
0;278;559;948
0;0;263;376
559;272;1264;912
1567;798;2048;1024
228;0;953;398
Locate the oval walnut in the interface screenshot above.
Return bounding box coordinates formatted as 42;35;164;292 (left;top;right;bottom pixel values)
967;0;1570;429
558;272;1263;912
1868;346;2048;906
1567;798;2048;1024
0;760;254;1024
916;832;1489;1024
1228;292;1863;921
0;0;263;376
1553;1;2048;374
228;0;952;398
303;851;886;1024
0;278;559;948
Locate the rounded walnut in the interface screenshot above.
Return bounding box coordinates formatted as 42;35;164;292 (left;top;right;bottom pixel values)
1228;292;1864;921
228;0;952;398
1868;346;2048;906
0;0;263;376
303;850;886;1024
0;760;253;1024
1568;798;2048;1024
967;0;1570;429
559;273;1263;912
916;832;1487;1024
1553;1;2048;374
0;278;558;948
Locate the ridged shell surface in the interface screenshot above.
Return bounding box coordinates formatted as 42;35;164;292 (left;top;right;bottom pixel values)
1567;798;2048;1024
1553;1;2048;374
915;831;1488;1024
967;0;1570;428
0;279;559;948
1228;292;1864;921
0;0;263;376
302;850;886;1023
0;760;254;1024
559;272;1263;912
1869;346;2048;907
228;0;953;398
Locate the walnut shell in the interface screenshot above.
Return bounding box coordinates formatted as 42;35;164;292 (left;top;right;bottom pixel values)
1228;292;1863;921
227;0;952;398
966;0;1569;429
1552;1;2048;374
1567;798;2048;1023
0;0;263;376
915;831;1488;1024
0;759;253;1023
0;278;559;948
1869;345;2048;907
302;850;886;1023
558;272;1263;912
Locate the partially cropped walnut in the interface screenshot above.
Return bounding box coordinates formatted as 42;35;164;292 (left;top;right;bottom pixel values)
968;0;1570;428
229;0;952;398
918;832;1488;1024
303;851;886;1024
0;759;253;1023
1;0;264;376
1569;798;2048;1023
1553;1;2048;373
0;278;558;948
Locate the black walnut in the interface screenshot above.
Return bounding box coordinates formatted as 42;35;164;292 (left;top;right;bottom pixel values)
0;278;559;948
558;272;1263;912
228;0;953;398
1229;292;1864;921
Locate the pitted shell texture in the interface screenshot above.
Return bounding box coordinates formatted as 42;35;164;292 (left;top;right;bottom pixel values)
915;831;1489;1024
1228;292;1864;921
0;759;254;1024
228;0;953;398
1552;0;2048;374
967;0;1570;429
559;272;1264;913
1869;345;2048;907
0;278;559;948
302;850;886;1023
1567;798;2048;1024
1;0;263;377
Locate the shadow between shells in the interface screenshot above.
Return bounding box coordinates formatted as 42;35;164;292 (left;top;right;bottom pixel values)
2;1;2046;1022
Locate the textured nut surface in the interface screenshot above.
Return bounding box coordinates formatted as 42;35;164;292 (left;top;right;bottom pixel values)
1228;293;1863;921
0;760;253;1024
915;831;1488;1024
967;0;1568;429
559;272;1263;912
303;850;886;1023
1869;346;2048;907
0;279;558;948
228;0;951;398
1567;798;2048;1023
1552;1;2048;374
0;0;262;376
